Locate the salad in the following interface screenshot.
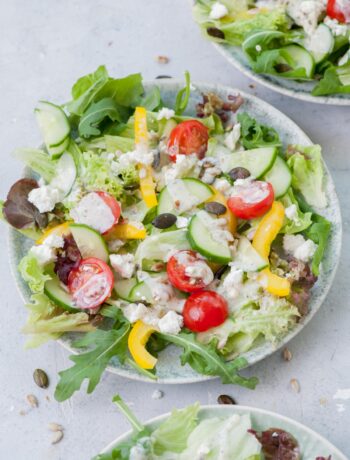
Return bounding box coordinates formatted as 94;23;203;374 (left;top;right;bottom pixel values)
94;396;334;459
1;66;331;401
193;0;350;96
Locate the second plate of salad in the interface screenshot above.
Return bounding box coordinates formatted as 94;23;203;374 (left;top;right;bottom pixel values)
192;0;350;105
3;67;341;401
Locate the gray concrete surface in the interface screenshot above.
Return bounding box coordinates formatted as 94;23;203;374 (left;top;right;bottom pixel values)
0;1;349;458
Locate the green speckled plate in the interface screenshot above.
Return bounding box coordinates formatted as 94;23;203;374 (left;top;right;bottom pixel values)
99;405;347;459
212;42;350;106
8;80;342;384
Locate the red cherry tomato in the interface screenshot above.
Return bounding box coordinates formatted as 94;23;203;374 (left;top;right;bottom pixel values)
227;180;274;220
183;290;228;332
95;191;121;233
327;0;349;23
167;120;209;162
68;257;114;310
167;250;213;293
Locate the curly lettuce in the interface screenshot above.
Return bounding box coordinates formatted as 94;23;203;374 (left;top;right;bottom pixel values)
18;253;51;294
280;189;313;234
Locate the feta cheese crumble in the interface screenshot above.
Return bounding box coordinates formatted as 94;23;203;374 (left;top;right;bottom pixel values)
224;123;241;151
28;185;62;213
198;211;234;244
162;154;200;185
117;148;154;168
110;253;135;278
285;204;299;222
30;245;57;266
324;16;348;36
185;261;214;285
70;192;115;234
158;311;184;335
221;267;243;300
283;234;317;262
209;1;229;19
157;107;175;120
176;216;189;228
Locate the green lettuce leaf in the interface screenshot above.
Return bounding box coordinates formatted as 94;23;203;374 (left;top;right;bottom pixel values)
280;189;313;234
139;86;162;111
312;63;350;96
55;324;130;401
237;112;281;149
78;98;124;138
159;331;258;389
287;144;327;208
104;135;134;153
305;214;331;276
152;403;200;454
18;253;51;293
80;151;123;198
22;293;93;348
174;71;191;115
13;148;57;182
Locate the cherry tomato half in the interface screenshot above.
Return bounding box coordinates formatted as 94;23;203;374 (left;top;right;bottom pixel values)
167;120;209;162
167;250;213;293
327;0;350;23
227;180;274;220
95;191;121;234
68;257;114;310
183;290;228;332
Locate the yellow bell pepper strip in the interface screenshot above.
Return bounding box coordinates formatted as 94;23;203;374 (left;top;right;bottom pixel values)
104;223;146;241
134;107;158;208
128;320;158;370
36;222;71;245
252;201;291;297
207;187;237;234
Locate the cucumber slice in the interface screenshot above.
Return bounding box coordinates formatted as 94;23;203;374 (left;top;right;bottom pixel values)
305;24;334;64
48;136;70;160
231;236;268;272
69;224;109;262
44;276;78;312
221;147;277;178
188;210;231;264
129;281;153;303
264;156;291;198
35;101;70;157
114;278;137;301
50;152;77;198
157;178;213;215
282;45;315;79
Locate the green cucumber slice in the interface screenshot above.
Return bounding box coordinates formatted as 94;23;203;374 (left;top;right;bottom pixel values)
114;278;138;301
188;210;231;264
129;281;153;303
50;152;77;198
221;147;277;178
44;276;78;313
231;236;268;272
282;45;315;79
305;24;334;64
35;101;70;157
264;156;292;198
157;178;213;215
69;224;109;262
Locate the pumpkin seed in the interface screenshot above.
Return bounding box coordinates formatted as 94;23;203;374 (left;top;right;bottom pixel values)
152;213;177;229
33;368;49;389
204;201;227;215
217;394;236;405
207;27;225;40
228;167;251;181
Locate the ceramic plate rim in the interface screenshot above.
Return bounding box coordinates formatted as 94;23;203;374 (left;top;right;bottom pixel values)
7;78;342;384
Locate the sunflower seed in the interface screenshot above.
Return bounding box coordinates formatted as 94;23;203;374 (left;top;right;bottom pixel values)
290;378;300;393
26;394;38;408
48;423;64;432
217;394;236;405
51;430;64;445
33;369;49;389
283;347;292;362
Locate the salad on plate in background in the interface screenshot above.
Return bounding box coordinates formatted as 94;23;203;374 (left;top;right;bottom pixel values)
193;0;350;97
1;66;331;401
93;396;339;459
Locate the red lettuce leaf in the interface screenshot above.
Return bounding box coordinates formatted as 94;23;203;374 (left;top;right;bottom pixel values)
54;234;82;285
250;428;301;460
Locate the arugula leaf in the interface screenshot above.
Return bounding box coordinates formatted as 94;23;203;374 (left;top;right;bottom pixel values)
54;325;130;402
139;86;162;111
159;331;258;388
78;98;123;138
97;73;144;107
72;65;109;100
237;112;281;149
174;71;191;115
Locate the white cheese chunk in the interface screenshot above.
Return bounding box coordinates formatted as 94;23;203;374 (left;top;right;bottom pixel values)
28;185;62;213
157;107;175;120
70;192;115;234
110;253;135;279
224;123;241;151
158;311;183;335
30;245;57;266
283;234;317;262
209;2;229;19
